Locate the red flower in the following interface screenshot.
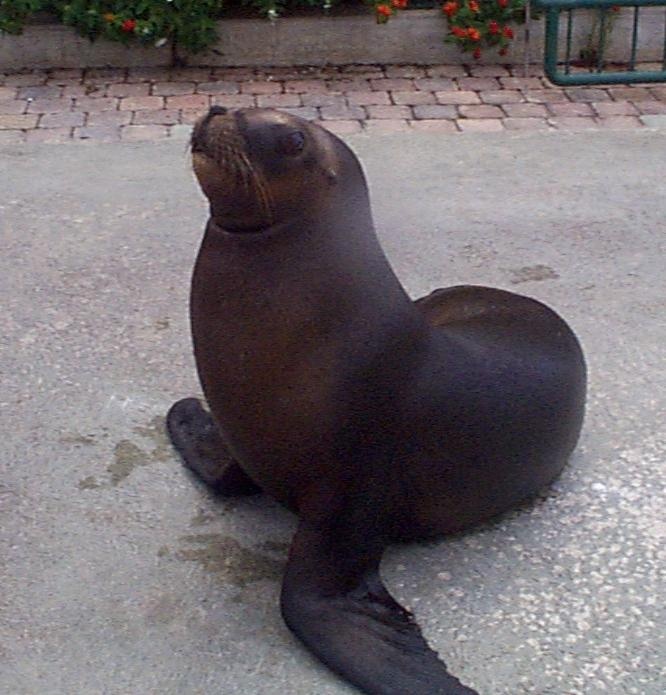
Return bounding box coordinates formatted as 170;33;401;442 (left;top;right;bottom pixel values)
376;3;392;16
498;0;508;6
488;20;500;34
611;4;620;11
503;25;514;39
473;47;482;60
468;0;480;11
392;0;408;8
121;18;136;33
451;26;466;38
442;1;459;17
467;27;481;41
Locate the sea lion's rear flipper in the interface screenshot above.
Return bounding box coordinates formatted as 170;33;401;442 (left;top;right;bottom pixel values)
166;398;260;495
281;520;478;695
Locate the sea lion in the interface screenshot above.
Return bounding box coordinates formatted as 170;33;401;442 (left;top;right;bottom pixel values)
167;106;586;695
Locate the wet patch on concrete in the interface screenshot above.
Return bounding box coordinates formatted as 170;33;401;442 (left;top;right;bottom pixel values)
78;475;101;490
108;440;146;486
509;264;560;284
175;533;284;587
76;415;171;490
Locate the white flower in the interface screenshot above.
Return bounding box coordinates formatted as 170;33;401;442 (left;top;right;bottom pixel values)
155;37;168;47
267;8;278;20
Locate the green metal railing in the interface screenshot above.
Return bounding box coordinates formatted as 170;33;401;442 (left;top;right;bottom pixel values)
536;0;666;85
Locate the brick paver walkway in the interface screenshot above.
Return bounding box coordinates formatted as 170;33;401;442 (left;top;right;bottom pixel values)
1;63;666;144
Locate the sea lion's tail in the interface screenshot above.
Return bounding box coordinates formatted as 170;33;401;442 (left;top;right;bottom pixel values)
281;520;479;695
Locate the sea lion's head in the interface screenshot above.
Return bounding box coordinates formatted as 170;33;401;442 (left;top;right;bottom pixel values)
190;107;365;234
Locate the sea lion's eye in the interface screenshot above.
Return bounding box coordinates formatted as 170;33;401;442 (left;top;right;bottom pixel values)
276;131;305;156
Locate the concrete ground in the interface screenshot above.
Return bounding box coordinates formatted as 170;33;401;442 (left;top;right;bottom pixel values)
1;128;664;695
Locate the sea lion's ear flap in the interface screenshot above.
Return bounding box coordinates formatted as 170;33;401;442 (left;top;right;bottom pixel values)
280;520;478;695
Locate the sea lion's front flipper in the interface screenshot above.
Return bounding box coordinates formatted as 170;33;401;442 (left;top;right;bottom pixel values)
281;520;478;695
166;397;260;495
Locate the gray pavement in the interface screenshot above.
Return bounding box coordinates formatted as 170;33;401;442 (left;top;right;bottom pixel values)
1;130;665;695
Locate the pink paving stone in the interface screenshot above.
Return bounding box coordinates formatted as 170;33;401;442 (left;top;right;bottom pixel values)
479;90;523;105
196;82;240;95
363;119;411;134
0;114;38;129
257;94;302;108
132;109;180;125
469;65;511;78
75;97;119;112
120;96;165;111
594;116;642;129
523;89;570;104
121;125;169;141
435;90;480;105
152;82;196;97
457;77;501;91
0;87;17;100
320;120;363;135
365;105;412;119
369;78;415;92
412;104;456;120
459;104;504;119
86;111;132;127
284;80;329;93
181;109;206;125
320;104;366;120
165;95;209;110
566;88;612;102
650;87;666;101
0;100;27;115
384;65;426;78
73;126;121;141
0;130;26;144
409;119;458;133
211;94;256;108
302;93;346;107
548;102;594;117
346;91;391;105
502;102;549;118
503;118;550;131
548;117;598;130
39;111;84;128
5;73;47;86
414;78;456;91
499;77;544;90
427;65;468;77
609;87;653;101
278;107;319;120
391;91;436;105
27;98;74;114
26;127;72;143
634;100;666;115
107;83;151;97
240;81;283;95
457;119;504;132
62;84;90;97
18;85;62;99
592;101;639;116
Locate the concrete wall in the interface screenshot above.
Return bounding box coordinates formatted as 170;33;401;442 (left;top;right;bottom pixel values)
0;9;664;71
